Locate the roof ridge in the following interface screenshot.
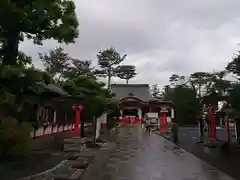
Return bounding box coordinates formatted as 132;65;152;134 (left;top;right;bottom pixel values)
111;84;149;86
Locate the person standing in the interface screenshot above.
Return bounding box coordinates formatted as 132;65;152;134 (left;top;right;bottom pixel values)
171;119;179;144
146;119;151;134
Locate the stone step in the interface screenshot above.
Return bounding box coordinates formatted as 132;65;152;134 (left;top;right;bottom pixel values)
64;144;86;149
69;169;84;180
63;147;82;152
64;138;86;144
54;169;84;180
69;151;96;158
70;160;89;169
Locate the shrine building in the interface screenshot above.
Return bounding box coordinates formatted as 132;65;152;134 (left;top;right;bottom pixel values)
111;84;174;123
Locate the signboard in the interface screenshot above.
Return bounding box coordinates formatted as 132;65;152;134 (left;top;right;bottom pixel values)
95;119;101;139
146;112;158;119
146;113;158;125
99;113;107;124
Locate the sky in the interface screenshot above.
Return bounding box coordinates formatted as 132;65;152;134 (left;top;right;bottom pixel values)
19;0;240;87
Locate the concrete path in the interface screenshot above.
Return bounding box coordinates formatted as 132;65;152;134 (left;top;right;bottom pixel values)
82;125;235;180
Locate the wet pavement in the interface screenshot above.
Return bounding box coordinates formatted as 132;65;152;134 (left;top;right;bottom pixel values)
82;125;235;180
178;127;240;180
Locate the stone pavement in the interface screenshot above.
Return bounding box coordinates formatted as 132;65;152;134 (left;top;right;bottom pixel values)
81;125;235;180
177;127;240;180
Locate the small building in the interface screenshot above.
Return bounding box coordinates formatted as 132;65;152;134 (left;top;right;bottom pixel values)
111;84;174;123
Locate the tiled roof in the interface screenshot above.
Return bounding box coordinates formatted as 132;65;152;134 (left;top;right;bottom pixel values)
38;82;69;96
111;84;156;102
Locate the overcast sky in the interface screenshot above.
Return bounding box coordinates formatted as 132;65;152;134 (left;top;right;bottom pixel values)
19;0;240;87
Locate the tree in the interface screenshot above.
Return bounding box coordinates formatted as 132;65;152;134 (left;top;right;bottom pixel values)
0;65;53;120
188;72;212;97
16;51;33;67
39;47;70;83
164;85;200;125
64;59;95;79
207;71;231;95
228;84;240;143
169;74;185;86
61;76;114;137
116;65;136;84
96;47;127;89
0;50;32;67
151;84;162;98
0;0;79;65
226;51;240;77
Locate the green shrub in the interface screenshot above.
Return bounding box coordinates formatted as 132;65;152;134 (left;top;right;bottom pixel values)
0;118;32;160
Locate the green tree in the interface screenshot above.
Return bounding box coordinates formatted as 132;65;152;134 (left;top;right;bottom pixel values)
228;84;240;143
151;84;162;98
164;85;200;125
226;51;240;77
64;59;95;79
0;50;32;67
207;71;231;95
0;65;53;120
0;0;79;65
169;74;185;86
96;47;127;89
39;47;71;83
188;72;212;97
116;65;136;84
61;76;114;137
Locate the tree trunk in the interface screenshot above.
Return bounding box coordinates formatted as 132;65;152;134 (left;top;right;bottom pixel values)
235;118;240;144
1;30;19;66
126;79;129;84
92;116;97;145
107;68;111;90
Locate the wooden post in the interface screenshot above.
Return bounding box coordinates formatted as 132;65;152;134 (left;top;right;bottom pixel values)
93;116;97;145
210;106;216;140
72;104;84;137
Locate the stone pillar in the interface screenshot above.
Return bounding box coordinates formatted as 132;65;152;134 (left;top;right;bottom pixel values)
120;109;123;118
171;108;174;119
119;109;123;123
53;110;57;123
137;108;142;123
137;108;142;118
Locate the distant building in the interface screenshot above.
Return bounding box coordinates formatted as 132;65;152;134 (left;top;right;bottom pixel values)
111;84;174;122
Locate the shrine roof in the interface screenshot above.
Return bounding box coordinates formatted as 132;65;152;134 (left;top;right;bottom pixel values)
111;84;157;102
38;82;69;96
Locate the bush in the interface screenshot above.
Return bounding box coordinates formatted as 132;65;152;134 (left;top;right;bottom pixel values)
0;118;32;160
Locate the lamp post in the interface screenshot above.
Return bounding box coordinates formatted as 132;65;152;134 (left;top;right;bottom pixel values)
72;104;84;137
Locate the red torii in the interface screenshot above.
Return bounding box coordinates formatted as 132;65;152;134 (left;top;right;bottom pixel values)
209;106;216;140
72;104;84;136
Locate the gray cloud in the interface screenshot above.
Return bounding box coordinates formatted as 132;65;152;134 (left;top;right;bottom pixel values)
20;0;240;87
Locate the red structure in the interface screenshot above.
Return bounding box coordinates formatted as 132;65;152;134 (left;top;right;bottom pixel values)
209;107;216;140
72;104;84;136
161;111;167;133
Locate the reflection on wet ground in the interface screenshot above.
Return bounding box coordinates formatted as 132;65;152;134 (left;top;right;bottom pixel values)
83;125;235;180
